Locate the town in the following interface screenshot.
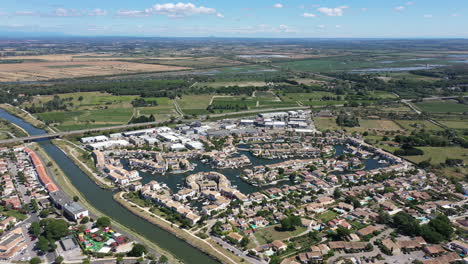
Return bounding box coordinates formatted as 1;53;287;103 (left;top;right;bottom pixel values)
23;110;460;264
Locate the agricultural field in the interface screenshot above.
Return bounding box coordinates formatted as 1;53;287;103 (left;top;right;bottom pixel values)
24;92;176;131
358;119;402;131
415;100;468;113
133;57;246;68
196;81;268;88
394;120;444;131
0;60;189;82
275;55;457;73
437;120;468;129
314;117;403;132
176;95;213;115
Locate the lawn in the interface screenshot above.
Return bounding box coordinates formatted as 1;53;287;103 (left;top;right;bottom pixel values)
403;146;468;165
254;225;306;245
415;101;468;113
316;211;338;223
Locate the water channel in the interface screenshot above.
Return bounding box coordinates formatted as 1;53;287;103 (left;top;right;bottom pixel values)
0;109;385;264
0;109;219;264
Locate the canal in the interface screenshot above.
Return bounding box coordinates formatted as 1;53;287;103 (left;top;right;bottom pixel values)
0;109;219;264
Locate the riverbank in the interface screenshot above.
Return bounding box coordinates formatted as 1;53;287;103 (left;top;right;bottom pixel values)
114;191;243;264
31;142;182;264
0;104;54;133
52;138;115;189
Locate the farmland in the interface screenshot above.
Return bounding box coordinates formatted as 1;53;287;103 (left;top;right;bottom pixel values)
415;100;468;113
22;92;177;131
0;60;189;82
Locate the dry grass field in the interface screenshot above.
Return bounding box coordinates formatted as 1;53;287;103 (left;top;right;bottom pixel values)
0;60;189;81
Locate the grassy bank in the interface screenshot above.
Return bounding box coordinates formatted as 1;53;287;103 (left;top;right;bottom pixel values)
52;139;114;189
114;192;243;264
0;104;53;132
31;143;181;264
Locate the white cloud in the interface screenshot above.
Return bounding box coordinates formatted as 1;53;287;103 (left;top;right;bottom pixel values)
335;25;342;28
451;13;461;17
117;2;222;18
116;10;149;17
15;11;37;16
423;14;433;18
89;9;107;16
394;6;405;12
146;3;220;18
302;13;316;18
361;8;368;12
273;4;283;9
54;8;84;17
317;6;348;17
406;2;415;6
317;24;325;29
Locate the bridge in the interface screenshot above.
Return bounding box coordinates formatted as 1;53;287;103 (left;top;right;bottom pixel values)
0;120;167;145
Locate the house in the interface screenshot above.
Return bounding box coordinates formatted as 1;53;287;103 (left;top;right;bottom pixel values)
63;202;89;221
357;225;383;237
382;239;400;254
0;228;27;260
272;240;287;252
227;232;243;244
424;245;445;257
0;217;16;230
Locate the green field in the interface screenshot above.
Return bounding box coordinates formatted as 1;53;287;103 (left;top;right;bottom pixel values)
394;120;444;131
25;92;177;131
314;117;401;132
415;101;468;113
316;211;338;223
437;120;468;129
254;225;306;245
403;146;468;165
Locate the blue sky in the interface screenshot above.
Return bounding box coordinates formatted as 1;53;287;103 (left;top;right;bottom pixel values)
1;0;467;38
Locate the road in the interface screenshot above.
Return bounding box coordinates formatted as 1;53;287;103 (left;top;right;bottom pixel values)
211;237;266;264
0;120;168;145
120;192;240;264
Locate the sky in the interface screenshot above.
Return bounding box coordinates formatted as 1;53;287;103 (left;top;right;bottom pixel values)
1;0;467;38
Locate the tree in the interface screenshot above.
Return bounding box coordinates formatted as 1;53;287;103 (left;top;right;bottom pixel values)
392;212;420;236
333;188;342;199
80;216;89;224
240;237;250;248
42;219;69;240
128;243;147;257
428;215;453;240
280;215;301;231
96;216;111;228
420;225;444;244
30;257;42;264
36;236;49;252
377;210;392;225
73;196;79;202
29;222;41;237
55;256;64;264
158;255;168;264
